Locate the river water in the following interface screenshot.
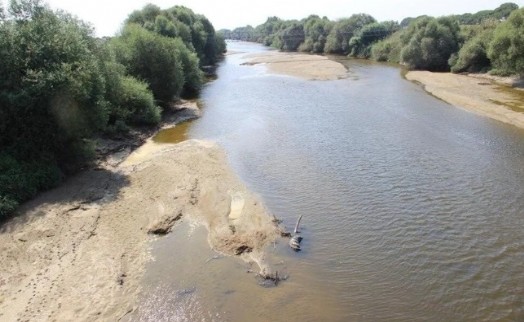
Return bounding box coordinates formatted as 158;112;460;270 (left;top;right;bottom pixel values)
135;42;524;321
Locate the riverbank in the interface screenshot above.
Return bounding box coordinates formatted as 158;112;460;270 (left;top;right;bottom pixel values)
406;71;524;129
0;138;282;320
242;51;347;80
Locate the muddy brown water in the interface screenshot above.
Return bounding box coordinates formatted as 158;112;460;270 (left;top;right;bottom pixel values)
132;42;524;321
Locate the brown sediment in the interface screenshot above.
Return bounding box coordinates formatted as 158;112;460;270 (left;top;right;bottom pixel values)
242;51;348;80
0;136;281;321
406;71;524;129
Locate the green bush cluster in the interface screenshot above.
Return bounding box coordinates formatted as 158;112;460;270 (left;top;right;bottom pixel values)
0;0;224;217
369;3;522;74
222;2;522;75
488;7;524;76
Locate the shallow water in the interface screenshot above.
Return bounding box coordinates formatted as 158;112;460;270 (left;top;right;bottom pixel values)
135;42;524;321
153;121;192;144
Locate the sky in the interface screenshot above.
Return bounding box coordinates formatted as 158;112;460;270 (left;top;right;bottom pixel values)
3;0;523;37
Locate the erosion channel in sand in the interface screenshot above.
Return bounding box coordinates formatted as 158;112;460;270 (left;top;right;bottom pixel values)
406;71;524;129
0;134;283;321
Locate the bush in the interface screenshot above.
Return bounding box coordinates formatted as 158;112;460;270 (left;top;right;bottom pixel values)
348;21;399;58
127;5;224;66
324;14;376;54
0;0;108;210
119;76;161;125
0;152;61;217
488;8;524;76
400;17;461;71
113;24;185;105
450;28;494;73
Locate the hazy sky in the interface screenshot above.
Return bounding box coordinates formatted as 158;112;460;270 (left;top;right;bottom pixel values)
3;0;523;36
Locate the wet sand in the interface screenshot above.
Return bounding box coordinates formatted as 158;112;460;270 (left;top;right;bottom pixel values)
243;51;348;80
406;71;524;129
0;139;282;321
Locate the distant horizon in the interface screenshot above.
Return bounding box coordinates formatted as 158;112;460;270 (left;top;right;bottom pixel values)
2;0;523;37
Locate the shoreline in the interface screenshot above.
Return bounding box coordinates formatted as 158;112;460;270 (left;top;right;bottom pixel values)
405;71;524;129
0;109;283;321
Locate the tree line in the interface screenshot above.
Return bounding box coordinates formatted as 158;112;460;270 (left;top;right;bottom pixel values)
0;0;226;217
220;2;523;75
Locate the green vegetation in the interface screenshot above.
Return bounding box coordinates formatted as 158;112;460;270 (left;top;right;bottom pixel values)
223;2;522;75
325;14;376;55
400;17;461;71
488;7;524;75
0;0;224;217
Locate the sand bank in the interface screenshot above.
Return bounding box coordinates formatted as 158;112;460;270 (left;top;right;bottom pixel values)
243;51;347;80
0;139;282;321
406;71;524;129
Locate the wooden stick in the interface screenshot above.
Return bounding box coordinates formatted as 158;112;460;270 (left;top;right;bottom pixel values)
294;215;303;234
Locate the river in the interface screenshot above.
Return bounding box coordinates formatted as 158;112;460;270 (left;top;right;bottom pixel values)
134;42;524;321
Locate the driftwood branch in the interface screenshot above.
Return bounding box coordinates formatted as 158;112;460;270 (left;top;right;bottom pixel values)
294;215;303;234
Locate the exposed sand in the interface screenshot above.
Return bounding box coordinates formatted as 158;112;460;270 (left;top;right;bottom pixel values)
406;71;524;129
0;139;282;321
243;51;347;80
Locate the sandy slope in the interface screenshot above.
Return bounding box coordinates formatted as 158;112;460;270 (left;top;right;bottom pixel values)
406;71;524;129
0;140;281;322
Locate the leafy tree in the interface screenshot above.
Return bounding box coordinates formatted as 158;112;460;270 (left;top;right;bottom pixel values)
299;15;332;53
229;25;257;41
127;5;224;66
450;22;496;73
324;14;376;54
275;22;304;51
348;21;399;58
112;24;186;104
488;7;524;75
400;17;461;71
154;15;177;37
0;0;108;215
256;17;286;45
455;3;518;25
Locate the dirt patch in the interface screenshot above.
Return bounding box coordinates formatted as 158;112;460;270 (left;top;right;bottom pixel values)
406;71;524;129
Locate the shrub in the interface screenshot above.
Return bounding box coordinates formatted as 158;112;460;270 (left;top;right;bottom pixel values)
113;24;185;105
488;8;524;76
400;17;461;71
450;28;494;73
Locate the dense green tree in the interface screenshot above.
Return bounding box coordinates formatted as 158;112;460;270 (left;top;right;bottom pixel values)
275;22;305;51
112;24;186;104
256;17;286;45
126;5;224;66
229;25;257;41
488;7;524;76
0;0;223;217
400;17;461;71
0;0;108;215
299;15;332;53
450;22;497;73
324;14;376;54
348;21;399;58
454;3;518;25
370;30;403;62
